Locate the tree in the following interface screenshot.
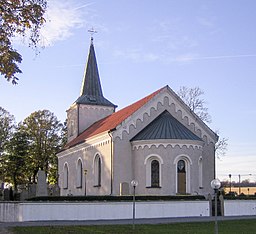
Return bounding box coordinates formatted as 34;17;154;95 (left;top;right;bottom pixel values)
214;131;228;158
0;0;47;84
177;86;212;123
177;86;228;157
0;129;29;190
20;109;64;183
0;107;15;156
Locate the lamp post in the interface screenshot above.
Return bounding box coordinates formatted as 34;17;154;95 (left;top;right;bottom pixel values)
84;169;87;196
131;179;138;230
238;174;251;195
228;174;232;192
211;178;221;234
238;174;241;195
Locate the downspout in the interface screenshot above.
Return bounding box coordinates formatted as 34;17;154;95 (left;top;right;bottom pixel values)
214;145;216;179
108;131;114;195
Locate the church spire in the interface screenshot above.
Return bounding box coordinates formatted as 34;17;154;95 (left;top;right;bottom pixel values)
75;34;116;108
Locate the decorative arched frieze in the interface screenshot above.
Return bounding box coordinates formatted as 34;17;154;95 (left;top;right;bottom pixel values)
163;96;170;106
196;128;202;138
202;135;208;143
177;109;182;119
80;105;114;112
183;116;189;125
170;103;176;113
113;91;217;145
132;140;203;151
189;122;195;132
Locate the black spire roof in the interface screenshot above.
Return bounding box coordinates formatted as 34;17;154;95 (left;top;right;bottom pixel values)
131;110;202;141
75;38;116;107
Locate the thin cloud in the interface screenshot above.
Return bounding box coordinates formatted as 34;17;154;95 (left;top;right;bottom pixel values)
39;0;89;47
113;48;160;63
113;48;256;64
197;17;215;28
177;54;256;61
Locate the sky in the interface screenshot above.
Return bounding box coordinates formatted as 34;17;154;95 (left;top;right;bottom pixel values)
0;0;256;182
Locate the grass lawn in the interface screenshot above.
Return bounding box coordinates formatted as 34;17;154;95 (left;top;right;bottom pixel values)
12;219;256;234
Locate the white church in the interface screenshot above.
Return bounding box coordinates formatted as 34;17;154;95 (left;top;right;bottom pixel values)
57;37;218;197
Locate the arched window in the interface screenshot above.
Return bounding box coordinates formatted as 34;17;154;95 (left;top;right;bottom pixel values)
63;163;68;189
144;155;163;188
69;120;74;137
151;160;160;187
76;159;83;188
94;154;101;186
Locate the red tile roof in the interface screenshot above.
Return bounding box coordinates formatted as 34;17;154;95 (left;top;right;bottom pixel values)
65;86;165;149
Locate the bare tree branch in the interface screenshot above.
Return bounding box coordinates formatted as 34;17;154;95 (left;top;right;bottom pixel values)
177;86;212;123
177;86;228;157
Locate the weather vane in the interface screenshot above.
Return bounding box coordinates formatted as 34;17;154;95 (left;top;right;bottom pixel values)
88;27;97;44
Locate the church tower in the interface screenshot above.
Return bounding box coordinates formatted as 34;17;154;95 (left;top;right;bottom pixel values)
67;37;116;143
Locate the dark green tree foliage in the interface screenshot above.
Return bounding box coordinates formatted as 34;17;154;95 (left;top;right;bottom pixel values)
0;0;47;84
20;110;64;183
0;129;29;190
0;106;15;155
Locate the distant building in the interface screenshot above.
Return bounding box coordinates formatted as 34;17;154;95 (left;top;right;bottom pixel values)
57;37;218;196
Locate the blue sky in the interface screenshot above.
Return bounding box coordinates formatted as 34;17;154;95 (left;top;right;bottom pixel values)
1;0;256;182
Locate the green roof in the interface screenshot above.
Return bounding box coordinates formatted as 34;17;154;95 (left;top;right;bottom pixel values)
131;110;202;141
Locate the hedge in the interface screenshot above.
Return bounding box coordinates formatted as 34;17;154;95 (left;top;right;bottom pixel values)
26;195;206;202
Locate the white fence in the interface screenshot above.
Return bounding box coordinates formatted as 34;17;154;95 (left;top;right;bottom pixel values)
0;201;209;222
2;200;256;222
224;200;256;216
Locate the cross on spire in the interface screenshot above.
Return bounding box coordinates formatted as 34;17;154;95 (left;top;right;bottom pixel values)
88;27;97;44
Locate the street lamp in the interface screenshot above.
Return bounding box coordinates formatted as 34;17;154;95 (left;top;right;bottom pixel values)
84;169;87;196
211;178;221;234
131;179;138;230
228;174;232;192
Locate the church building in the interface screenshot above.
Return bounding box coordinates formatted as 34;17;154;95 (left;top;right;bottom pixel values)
57;37;218;196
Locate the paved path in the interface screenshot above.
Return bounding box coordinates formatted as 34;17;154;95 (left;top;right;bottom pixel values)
1;215;256;229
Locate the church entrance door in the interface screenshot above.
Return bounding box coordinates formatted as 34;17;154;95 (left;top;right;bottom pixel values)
177;160;186;194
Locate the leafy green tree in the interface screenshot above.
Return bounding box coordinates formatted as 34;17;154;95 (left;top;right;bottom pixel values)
0;129;29;190
0;0;47;84
20;109;64;183
0;107;15;156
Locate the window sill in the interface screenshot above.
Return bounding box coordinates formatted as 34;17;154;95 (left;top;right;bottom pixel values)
76;186;82;189
146;186;162;189
93;185;101;188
